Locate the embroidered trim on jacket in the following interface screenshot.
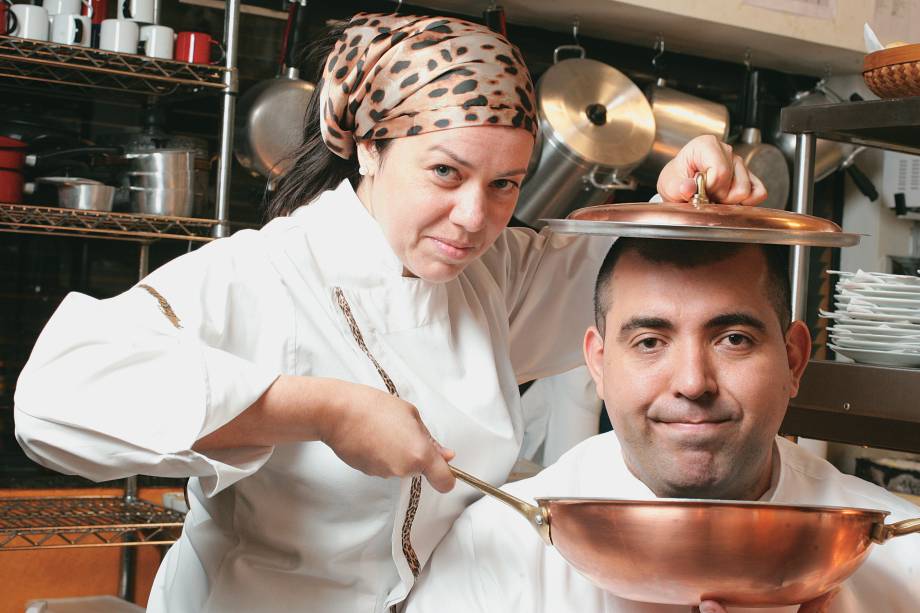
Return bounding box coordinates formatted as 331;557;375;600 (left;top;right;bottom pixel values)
138;284;182;329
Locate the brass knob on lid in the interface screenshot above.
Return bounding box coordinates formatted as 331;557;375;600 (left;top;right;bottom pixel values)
690;172;710;208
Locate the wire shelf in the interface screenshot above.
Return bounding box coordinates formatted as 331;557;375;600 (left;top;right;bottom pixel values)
0;35;229;96
0;203;219;242
0;496;185;550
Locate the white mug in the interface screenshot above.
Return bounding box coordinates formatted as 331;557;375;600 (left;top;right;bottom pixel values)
139;24;173;59
99;18;138;53
11;5;49;40
51;13;90;45
43;0;89;18
117;0;153;24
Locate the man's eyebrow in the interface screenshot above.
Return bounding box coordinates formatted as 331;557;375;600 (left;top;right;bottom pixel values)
429;145;527;177
706;312;767;332
617;317;673;341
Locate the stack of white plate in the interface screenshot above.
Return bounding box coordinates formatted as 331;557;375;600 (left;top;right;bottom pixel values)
820;270;920;367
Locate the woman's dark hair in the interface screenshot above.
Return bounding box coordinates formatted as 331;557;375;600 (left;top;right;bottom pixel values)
265;22;389;220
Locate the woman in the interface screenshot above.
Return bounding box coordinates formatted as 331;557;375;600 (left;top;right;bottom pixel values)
14;12;765;612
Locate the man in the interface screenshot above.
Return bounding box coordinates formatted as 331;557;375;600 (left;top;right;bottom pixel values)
405;238;919;613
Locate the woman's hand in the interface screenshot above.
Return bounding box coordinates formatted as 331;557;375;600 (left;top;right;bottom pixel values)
319;382;457;492
693;589;838;613
657;135;768;206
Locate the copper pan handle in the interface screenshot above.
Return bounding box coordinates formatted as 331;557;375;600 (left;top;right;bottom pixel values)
871;517;920;543
449;465;552;545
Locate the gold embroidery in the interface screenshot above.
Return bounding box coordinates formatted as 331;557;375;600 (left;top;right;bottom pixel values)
138;283;183;330
333;287;422;577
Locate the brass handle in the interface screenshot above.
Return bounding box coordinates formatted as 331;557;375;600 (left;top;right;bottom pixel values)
449;465;552;545
690;171;710;208
871;517;920;543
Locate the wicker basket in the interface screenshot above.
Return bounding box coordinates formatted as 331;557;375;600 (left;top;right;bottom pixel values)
863;43;920;98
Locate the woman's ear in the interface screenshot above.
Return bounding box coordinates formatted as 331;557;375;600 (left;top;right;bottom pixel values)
355;140;381;178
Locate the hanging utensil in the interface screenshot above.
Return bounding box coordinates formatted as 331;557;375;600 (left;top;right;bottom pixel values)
449;464;919;607
632;37;730;185
514;22;655;226
544;173;860;247
482;2;506;37
234;0;314;188
733;68;789;210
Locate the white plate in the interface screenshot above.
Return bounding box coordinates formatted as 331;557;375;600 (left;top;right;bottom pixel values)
828;344;920;368
820;309;920;324
835;284;920;298
833;302;920;317
828;326;920;341
829;320;920;334
835;293;920;309
830;336;920;351
828;270;920;285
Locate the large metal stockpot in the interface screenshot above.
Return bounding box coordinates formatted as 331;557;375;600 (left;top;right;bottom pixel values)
514;47;655;226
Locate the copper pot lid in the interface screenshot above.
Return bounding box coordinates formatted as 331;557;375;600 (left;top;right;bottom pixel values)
544;174;861;248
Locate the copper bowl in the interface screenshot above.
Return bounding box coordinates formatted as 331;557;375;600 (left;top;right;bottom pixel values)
451;467;920;606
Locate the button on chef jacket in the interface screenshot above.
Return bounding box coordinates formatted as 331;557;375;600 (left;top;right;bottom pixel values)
406;433;920;613
14;179;612;612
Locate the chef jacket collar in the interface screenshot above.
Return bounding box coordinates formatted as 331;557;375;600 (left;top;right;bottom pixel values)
290;179;414;283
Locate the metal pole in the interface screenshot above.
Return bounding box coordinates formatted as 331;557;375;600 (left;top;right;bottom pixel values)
213;0;241;238
790;132;816;321
118;242;149;601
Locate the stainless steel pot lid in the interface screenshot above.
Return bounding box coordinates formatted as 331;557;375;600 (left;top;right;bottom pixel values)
537;57;655;169
544;175;861;247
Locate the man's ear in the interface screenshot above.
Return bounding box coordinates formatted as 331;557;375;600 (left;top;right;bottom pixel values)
355;139;381;177
583;326;606;401
785;321;812;398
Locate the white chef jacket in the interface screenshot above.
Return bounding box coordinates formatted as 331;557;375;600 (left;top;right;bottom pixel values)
13;179;611;612
406;433;920;613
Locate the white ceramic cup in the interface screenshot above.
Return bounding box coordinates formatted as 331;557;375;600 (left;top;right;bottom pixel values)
43;0;89;18
117;0;153;24
139;24;173;59
11;5;49;40
51;13;90;45
99;18;138;53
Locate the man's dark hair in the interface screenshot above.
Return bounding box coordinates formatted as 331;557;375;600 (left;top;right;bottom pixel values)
593;239;791;337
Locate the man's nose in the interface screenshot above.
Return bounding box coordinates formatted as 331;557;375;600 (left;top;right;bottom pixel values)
448;186;488;233
672;343;718;400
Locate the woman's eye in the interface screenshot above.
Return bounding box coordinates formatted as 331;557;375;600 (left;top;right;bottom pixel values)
433;164;455;179
492;178;519;191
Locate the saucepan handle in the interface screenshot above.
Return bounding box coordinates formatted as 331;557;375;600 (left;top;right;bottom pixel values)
448;465;552;545
872;517;920;543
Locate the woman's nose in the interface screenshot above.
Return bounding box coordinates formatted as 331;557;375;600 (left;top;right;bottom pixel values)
449;188;488;233
672;344;718;401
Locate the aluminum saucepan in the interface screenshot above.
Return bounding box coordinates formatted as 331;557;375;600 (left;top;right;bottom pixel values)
449;465;920;607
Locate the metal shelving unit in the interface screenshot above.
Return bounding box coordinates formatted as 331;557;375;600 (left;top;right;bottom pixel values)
0;203;219;242
780;96;920;454
0;497;185;550
0;35;227;97
0;0;243;599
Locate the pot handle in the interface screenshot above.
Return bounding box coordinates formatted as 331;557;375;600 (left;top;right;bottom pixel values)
553;44;585;64
871;517;920;544
584;166;637;191
448;465;552;545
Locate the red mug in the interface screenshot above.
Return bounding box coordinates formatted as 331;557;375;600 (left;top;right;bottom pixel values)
175;31;224;65
0;0;18;36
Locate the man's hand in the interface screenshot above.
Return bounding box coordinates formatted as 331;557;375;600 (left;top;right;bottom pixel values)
657;134;768;206
693;589;838;613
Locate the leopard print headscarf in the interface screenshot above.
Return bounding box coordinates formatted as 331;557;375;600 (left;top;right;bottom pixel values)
319;13;537;159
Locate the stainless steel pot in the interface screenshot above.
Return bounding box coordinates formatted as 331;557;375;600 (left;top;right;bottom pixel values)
632;78;729;185
450;465;920;607
26;177;115;211
734;70;789;210
514;46;655;226
235;0;314;186
123;149;195;217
